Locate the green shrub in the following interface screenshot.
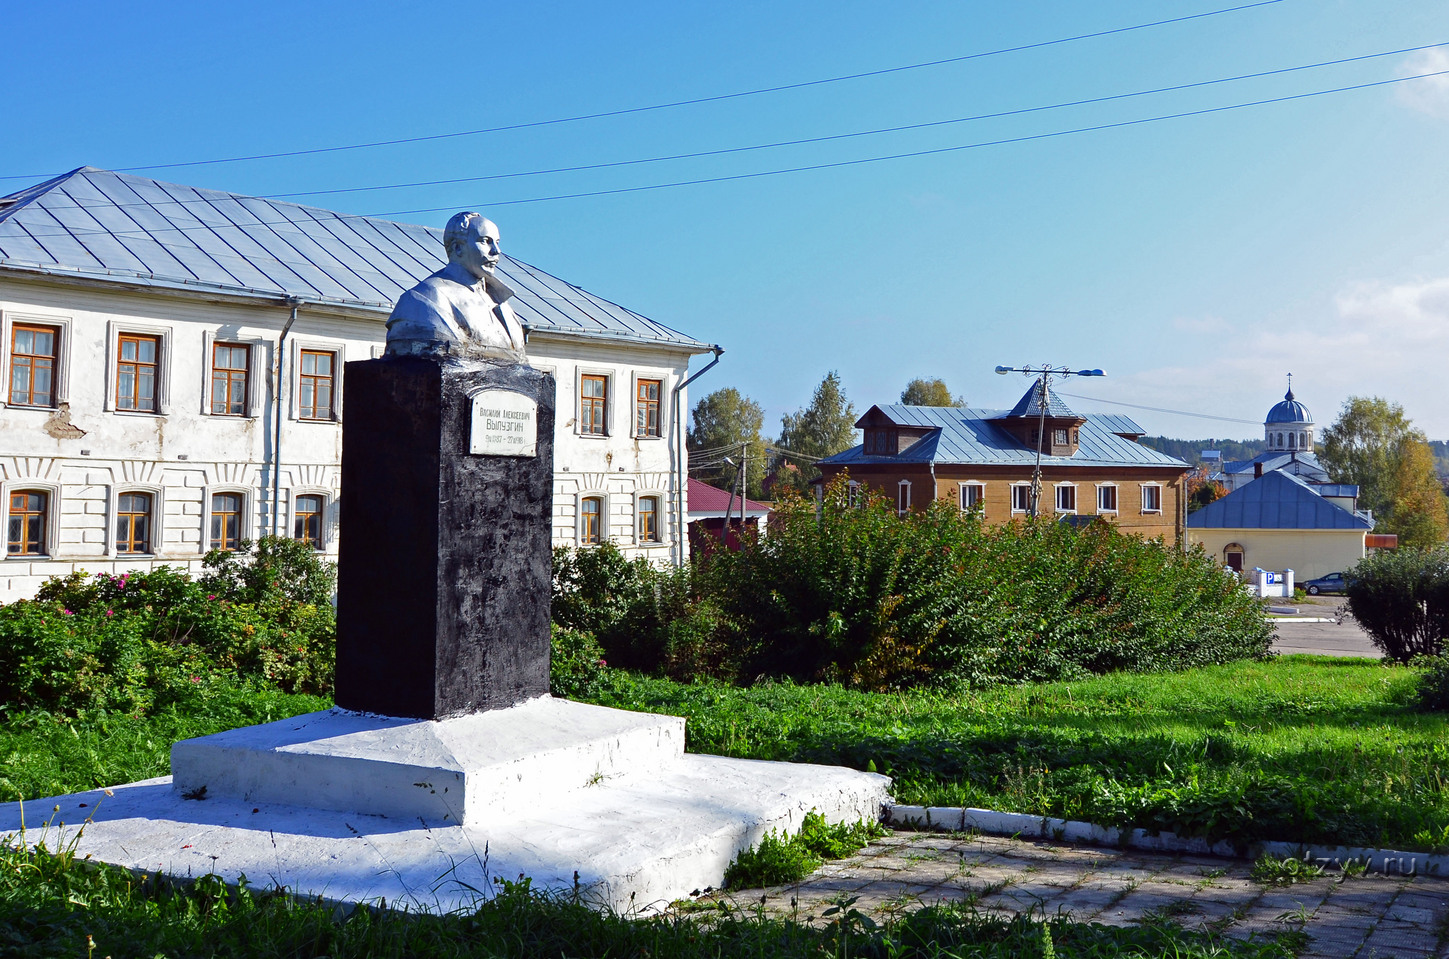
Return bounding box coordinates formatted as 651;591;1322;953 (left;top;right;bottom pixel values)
723;812;882;889
550;626;609;700
1413;655;1449;711
1345;547;1449;662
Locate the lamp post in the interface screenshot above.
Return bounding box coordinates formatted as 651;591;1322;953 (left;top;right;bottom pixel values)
994;365;1105;519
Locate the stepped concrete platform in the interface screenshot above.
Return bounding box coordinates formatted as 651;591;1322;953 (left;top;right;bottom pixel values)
0;699;890;913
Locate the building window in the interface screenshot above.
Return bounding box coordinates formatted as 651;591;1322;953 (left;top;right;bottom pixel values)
9;323;58;407
1223;543;1245;572
638;495;660;543
635;378;661;437
294;494;325;548
7;490;48;556
299;350;335;420
847;481;861;508
1055;485;1076;513
1097;485;1118;512
897;481;911;515
115;492;153;554
580;496;603;545
117;333;160;412
210;492;244;551
210;343;250;415
1141;484;1163;513
867;430;896;455
1053;429;1069;445
1011;484;1032;512
580;375;608;435
960;483;984;512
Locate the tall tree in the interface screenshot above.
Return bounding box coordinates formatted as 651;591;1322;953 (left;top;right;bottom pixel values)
776;372;858;493
687;387;766;498
900;377;963;407
1385;437;1449;548
1318;397;1418;517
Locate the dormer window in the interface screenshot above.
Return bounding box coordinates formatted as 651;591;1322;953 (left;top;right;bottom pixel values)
866;429;896;455
1053;429;1069;446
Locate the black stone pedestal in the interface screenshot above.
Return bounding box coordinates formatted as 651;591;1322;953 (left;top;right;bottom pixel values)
335;356;556;720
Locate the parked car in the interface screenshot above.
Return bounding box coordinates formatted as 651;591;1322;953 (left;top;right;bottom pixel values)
1302;571;1349;595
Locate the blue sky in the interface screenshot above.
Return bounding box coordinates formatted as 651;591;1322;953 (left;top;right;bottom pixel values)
5;0;1448;439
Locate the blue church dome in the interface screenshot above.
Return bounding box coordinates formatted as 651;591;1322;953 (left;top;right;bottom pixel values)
1266;388;1312;425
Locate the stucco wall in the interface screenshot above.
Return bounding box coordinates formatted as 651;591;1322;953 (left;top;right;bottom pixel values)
1186;528;1366;580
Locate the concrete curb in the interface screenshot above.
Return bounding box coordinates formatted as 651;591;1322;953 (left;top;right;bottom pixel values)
1269;617;1340;623
884;804;1447;877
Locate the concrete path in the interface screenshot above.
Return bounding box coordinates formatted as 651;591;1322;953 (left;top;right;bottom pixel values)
703;831;1449;958
1272;598;1380;658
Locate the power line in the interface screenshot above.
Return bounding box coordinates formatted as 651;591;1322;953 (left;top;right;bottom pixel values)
1056;391;1262;425
22;39;1441;220
368;67;1449;216
0;0;1287;182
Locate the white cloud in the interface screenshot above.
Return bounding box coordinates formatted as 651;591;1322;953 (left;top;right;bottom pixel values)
1395;48;1449;120
1091;277;1449;439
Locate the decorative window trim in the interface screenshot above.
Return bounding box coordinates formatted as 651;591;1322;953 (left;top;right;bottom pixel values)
105;320;173;414
289;338;346;422
1140;483;1164;514
1;310;73;408
107;484;166;558
200;333;266;418
576;369;612;438
634;490;667;546
847;480;862;508
959;482;985;513
577;492;608;545
289;487;334;551
1095;483;1119;514
1010;482;1032;513
202;486;253;554
1054;483;1077;514
631;373;666;440
897;479;912;516
2;480;61;559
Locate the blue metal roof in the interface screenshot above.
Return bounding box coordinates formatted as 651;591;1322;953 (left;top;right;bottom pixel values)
1266;388;1313;425
1187;470;1372;531
822;404;1186;470
0;167;713;352
1223;451;1329;483
1314;484;1360;498
1004;382;1079;418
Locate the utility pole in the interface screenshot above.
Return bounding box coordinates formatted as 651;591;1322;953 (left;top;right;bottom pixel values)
994;364;1106;520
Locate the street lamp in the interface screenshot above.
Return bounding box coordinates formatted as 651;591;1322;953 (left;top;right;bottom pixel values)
994;365;1105;519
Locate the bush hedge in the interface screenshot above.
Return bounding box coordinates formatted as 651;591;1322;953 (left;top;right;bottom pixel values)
552;479;1273;691
1345;546;1449;662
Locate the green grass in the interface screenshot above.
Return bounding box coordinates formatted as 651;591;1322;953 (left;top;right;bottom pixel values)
0;842;1299;959
723;811;885;889
588;655;1449;851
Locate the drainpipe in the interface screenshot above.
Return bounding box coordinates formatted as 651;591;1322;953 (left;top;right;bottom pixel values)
670;346;723;566
270;297;301;538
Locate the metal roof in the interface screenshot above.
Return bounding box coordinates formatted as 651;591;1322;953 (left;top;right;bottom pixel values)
822;404;1186;470
1266;388;1313;425
1223;451;1329;482
1187;470;1372;531
0;167;714;352
1004;382;1079;419
686;478;770;516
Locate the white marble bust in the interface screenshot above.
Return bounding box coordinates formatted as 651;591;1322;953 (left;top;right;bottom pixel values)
385;212;528;362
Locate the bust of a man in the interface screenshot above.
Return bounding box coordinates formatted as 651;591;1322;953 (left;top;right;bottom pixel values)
385;212;528;362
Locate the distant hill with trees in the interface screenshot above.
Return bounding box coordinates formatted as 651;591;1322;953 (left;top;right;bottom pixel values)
1138;436;1265;466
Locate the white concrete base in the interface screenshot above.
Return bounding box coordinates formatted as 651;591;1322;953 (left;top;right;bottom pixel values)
171;698;686;824
2;699;890;914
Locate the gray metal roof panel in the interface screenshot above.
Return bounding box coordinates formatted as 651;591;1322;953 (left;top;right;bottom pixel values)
1092;413;1148;436
821;404;1187;469
1186;470;1371;530
1004;383;1078;418
0;168;713;350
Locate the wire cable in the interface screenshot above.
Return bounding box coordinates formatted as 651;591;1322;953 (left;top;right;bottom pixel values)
1056;391;1263;425
0;0;1288;181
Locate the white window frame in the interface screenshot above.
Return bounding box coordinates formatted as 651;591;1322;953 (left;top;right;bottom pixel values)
959;482;985;513
847;480;862;508
1140;483;1163;514
199;332;266;418
105;320;173;415
1011;483;1032;513
631;372;667;440
897;480;911;516
1054;483;1077;514
289;487;334;551
634;490;667;546
1;310;73;409
577;491;608;545
576;369;613;438
1095;483;1118;514
203;486;253;554
289;338;346;422
2;479;62;559
107;484;166;558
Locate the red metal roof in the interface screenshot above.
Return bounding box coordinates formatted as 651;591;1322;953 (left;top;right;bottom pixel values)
688;478;770;515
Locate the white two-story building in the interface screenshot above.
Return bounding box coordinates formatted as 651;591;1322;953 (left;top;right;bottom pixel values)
0;168;719;601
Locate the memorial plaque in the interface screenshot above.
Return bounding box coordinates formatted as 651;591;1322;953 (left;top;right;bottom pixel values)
470;389;538;457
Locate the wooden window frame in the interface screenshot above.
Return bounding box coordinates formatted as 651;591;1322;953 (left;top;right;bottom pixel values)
6;488;51;557
1054;484;1077;514
637;494;661;544
1096;484;1118;513
579;494;605;545
297;349;337;421
115;491;154;555
116;332;162;413
897;480;911;516
1140;483;1163;514
579;373;609;437
634;377;662;438
2;311;72;409
1011;484;1032;513
210;342;251;416
209;490;247;553
960;483;985;513
292;492;326;549
8;322;60;408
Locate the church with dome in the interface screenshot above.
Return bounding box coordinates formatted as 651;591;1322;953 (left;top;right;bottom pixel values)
1220;377;1331;491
